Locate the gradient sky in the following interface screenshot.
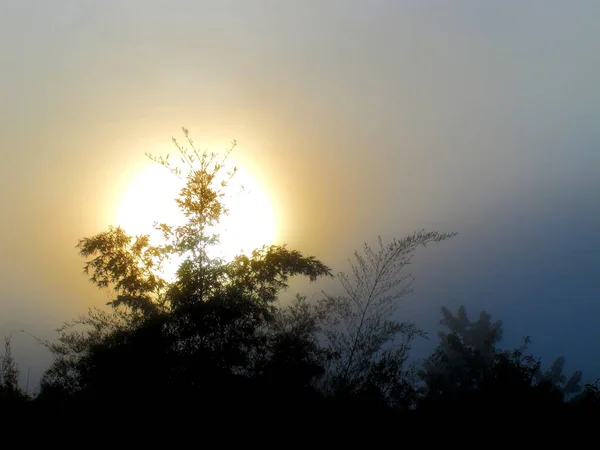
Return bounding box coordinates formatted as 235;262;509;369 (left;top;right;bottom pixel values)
1;0;599;390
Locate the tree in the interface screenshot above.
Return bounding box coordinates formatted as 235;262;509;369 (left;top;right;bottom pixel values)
0;337;22;398
419;305;582;422
0;336;29;423
39;128;333;419
316;231;455;410
535;356;582;398
570;378;600;416
421;305;503;397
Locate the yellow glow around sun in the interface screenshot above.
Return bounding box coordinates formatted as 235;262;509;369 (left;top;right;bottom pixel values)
113;157;277;279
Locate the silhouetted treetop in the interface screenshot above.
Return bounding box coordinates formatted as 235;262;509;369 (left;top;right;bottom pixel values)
317;231;455;409
420;305;583;417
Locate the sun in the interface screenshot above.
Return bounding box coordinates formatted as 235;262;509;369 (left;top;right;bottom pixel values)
112;156;277;279
113;163;182;239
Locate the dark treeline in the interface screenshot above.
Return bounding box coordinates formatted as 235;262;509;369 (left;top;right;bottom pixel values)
2;130;598;438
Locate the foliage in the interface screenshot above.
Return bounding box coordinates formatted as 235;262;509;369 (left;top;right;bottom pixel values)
0;337;22;398
571;378;600;414
40;307;134;396
254;294;327;387
535;356;582;397
77;228;167;317
317;231;455;409
421;305;504;396
0;336;29;423
420;305;583;422
148;127;238;264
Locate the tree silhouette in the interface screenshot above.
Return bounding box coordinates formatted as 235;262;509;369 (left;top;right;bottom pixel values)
317;232;455;410
39;129;334;423
419;305;583;425
421;305;503;397
0;337;23;398
571;378;600;418
535;355;582;398
0;336;29;423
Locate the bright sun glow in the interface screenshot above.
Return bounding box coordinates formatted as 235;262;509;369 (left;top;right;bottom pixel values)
113;158;277;280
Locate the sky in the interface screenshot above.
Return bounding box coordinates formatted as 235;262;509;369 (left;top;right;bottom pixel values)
1;0;599;390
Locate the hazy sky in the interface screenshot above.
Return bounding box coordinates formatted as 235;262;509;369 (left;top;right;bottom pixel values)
1;0;599;389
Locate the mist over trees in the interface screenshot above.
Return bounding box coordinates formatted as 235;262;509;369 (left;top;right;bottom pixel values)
2;129;598;436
